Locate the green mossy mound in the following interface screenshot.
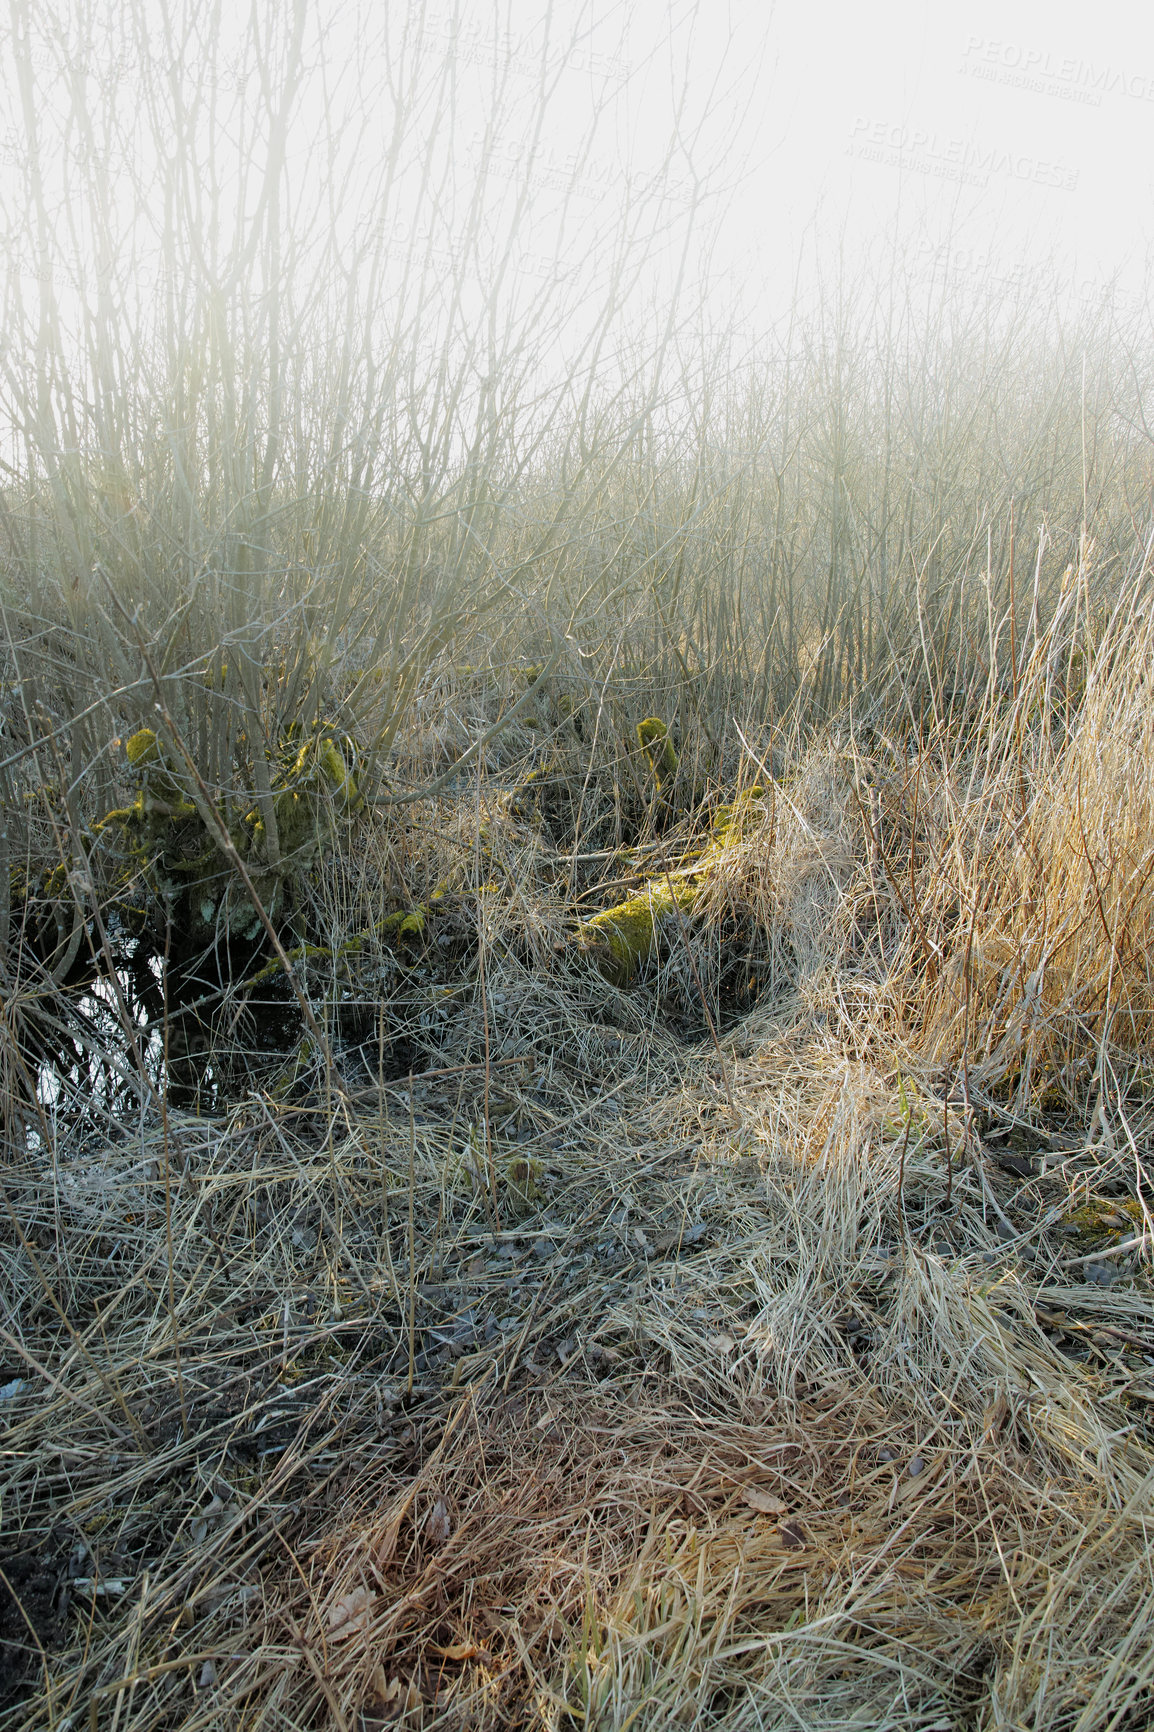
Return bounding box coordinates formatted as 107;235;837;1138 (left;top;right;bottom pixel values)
98;723;365;952
1062;1196;1143;1243
636;716;679;790
238;888;447;992
99;728;230;942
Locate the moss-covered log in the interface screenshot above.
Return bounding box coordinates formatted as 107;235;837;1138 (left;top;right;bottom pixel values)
237;890;445;991
573;785;766;986
574;876;698;986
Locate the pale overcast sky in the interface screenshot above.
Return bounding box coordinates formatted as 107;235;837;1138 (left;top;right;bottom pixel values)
4;0;1150;389
479;0;1154;320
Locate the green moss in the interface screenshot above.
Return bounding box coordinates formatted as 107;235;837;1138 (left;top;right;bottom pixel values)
244;729;363;870
571;774;764;985
94;719;368;958
499;758;558;822
240;903;433;992
380;906;427;945
636;717;678;791
241;941;343;993
380;904;428;947
1062;1197;1143;1242
712;787;765;841
272;787;315;858
167;843;222;877
503;1154;544;1216
42;861;70;899
125;727;159;769
575;877;697;987
113;729;198;817
317;735;361;808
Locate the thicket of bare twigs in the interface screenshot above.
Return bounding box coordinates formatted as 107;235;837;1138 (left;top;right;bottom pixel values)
5;4;1154;1729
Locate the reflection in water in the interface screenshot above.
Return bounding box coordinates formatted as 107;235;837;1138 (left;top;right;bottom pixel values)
31;946;301;1127
21;922;430;1150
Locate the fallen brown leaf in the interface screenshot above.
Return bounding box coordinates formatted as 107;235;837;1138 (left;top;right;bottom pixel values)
426;1497;452;1547
431;1640;491;1662
742;1487;789;1516
327;1585;375;1636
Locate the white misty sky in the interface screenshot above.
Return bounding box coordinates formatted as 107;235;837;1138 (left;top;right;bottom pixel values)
456;0;1154;320
739;0;1153;308
6;0;1151;378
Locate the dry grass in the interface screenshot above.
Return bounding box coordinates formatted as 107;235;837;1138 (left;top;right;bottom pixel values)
7;583;1154;1729
5;6;1154;1725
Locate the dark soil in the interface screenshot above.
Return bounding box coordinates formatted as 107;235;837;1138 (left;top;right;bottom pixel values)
0;1542;68;1714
